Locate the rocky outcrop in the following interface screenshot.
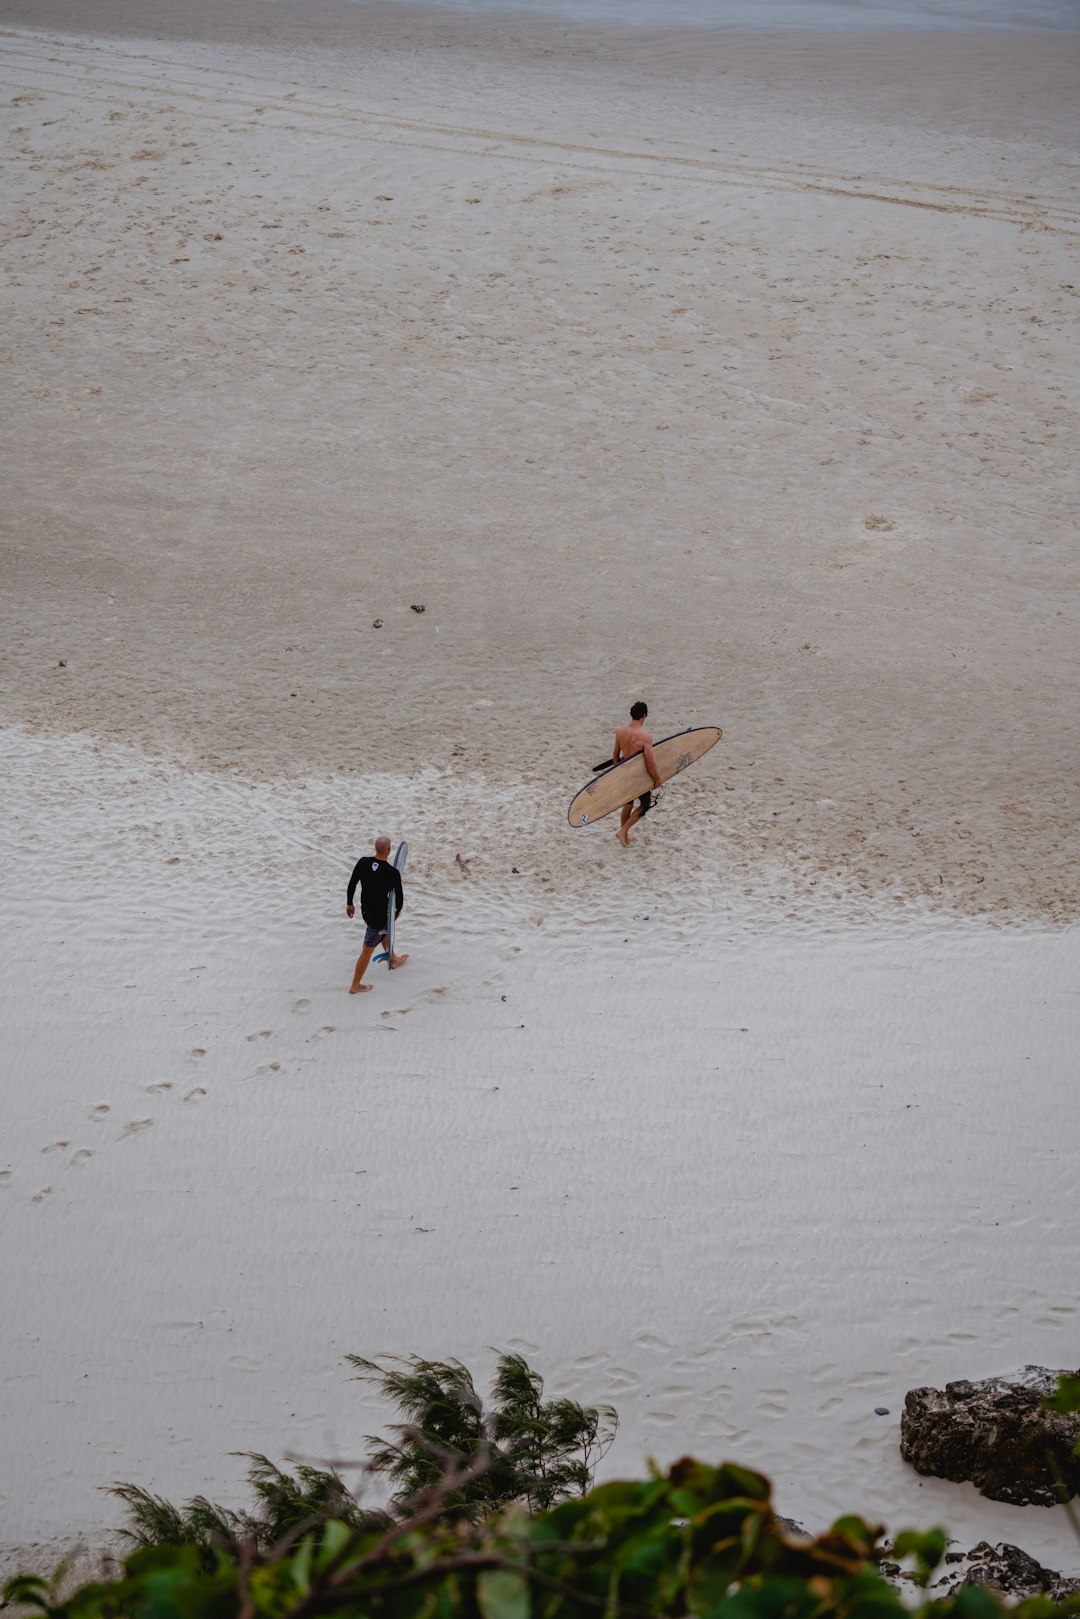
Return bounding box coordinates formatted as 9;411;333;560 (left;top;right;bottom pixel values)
963;1542;1080;1600
938;1543;1080;1600
881;1542;1080;1599
900;1365;1080;1506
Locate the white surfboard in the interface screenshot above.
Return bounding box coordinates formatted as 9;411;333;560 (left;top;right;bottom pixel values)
385;840;408;967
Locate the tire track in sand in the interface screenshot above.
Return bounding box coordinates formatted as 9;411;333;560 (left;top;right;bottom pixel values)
2;30;1078;234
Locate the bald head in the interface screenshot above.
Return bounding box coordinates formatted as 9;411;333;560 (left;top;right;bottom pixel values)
374;836;391;857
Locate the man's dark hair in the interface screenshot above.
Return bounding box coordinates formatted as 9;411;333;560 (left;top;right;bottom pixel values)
630;701;648;721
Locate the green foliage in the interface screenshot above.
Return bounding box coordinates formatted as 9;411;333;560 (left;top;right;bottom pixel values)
241;1455;379;1544
1045;1377;1080;1422
1043;1374;1080;1530
890;1529;948;1588
100;1352;612;1566
7;1458;1080;1619
12;1361;1077;1619
347;1352;618;1519
106;1482;246;1574
105;1456;380;1572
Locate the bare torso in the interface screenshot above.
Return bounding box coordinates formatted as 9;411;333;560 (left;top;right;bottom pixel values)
612;718;660;845
614;719;653;761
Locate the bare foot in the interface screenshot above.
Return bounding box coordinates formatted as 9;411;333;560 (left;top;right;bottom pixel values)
349;983;373;995
389;952;410;969
616;827;633;846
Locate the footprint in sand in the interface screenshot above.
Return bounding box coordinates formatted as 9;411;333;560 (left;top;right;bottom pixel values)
42;1140;70;1155
0;1170;13;1188
311;1026;336;1039
291;998;311;1013
121;1119;153;1139
573;1352;609;1370
255;1063;281;1076
190;1048;206;1059
145;1081;173;1094
634;1333;673;1351
32;1186;54;1204
69;1149;93;1168
693;1414;728;1436
729;1320;770;1339
89;1104;111;1121
817;1396;843;1415
183;1087;207;1103
246;1030;273;1042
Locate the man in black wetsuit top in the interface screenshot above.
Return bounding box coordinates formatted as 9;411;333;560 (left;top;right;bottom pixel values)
346;835;408;994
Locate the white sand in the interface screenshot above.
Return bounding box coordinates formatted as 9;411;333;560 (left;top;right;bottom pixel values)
3;725;1079;1570
1;0;1079;1578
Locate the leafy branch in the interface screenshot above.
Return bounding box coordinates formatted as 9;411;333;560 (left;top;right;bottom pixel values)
10;1455;1075;1619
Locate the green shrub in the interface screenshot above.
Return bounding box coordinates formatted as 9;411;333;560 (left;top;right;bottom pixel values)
7;1456;1079;1619
348;1351;618;1519
92;1351;613;1568
106;1457;381;1572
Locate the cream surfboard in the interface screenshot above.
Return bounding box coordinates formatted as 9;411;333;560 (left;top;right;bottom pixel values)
380;840;408;967
568;726;722;827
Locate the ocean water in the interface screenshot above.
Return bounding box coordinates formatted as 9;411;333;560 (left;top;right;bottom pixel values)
357;0;1080;31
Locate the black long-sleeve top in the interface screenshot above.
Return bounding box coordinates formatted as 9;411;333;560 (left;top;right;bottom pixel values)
347;857;403;928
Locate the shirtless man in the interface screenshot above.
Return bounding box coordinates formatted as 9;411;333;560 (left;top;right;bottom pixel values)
346;835;409;993
613;701;662;847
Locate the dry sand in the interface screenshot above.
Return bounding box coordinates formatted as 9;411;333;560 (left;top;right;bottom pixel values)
2;0;1079;1578
2;0;1079;918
